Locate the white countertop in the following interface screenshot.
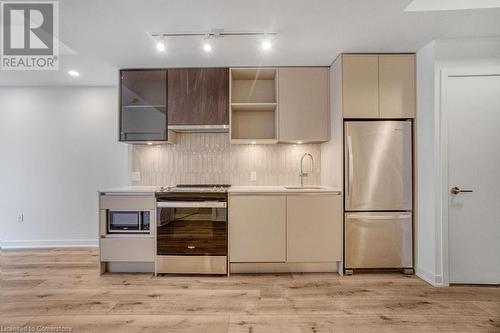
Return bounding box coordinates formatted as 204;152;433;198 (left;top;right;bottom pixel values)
99;186;159;194
228;186;341;194
99;185;341;195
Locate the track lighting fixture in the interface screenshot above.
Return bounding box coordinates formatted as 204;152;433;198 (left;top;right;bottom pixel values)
151;29;277;53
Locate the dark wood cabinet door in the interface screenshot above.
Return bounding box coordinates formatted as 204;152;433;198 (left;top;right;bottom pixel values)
168;68;229;125
120;69;168;142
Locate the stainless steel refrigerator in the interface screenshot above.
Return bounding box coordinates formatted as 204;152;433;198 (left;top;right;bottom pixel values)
344;120;413;272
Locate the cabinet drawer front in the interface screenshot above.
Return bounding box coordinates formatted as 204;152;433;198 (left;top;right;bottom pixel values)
100;237;154;262
100;195;155;210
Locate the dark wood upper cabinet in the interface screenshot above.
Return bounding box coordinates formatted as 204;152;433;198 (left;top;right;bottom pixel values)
167;68;229;125
120;69;168;142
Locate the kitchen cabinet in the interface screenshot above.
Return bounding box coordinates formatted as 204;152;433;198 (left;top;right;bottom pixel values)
229;195;286;262
341;54;415;119
379;55;416;118
287;194;342;262
120;69;169;142
168;68;229;127
229;192;343;267
278;67;330;143
230;68;278;144
100;237;154;262
342;55;379;119
98;193;156;273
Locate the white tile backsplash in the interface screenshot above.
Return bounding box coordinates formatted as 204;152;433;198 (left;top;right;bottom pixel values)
132;133;321;186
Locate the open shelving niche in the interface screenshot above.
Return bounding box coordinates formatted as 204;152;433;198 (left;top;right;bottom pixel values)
230;68;278;144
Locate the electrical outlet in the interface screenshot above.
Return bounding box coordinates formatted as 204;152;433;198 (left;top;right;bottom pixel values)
250;171;257;181
17;213;23;223
130;171;141;182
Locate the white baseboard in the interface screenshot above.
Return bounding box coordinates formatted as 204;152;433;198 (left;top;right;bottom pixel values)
1;239;98;249
416;266;444;287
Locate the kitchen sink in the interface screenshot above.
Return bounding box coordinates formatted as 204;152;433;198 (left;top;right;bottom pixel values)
284;186;326;190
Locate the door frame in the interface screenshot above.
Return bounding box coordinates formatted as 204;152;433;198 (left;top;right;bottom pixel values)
439;67;500;286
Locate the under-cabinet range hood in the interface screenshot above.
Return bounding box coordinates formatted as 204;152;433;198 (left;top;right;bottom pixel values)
167;124;229;133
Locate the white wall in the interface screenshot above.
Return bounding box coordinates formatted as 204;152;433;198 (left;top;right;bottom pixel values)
416;40;440;285
416;37;500;286
0;87;129;248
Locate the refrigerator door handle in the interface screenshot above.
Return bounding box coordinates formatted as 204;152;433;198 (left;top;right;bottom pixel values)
345;213;412;220
346;135;353;201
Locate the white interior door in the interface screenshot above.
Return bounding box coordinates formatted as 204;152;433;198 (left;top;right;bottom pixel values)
445;72;500;284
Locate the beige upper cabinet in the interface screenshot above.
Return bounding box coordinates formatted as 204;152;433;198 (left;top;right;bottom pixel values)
229;195;286;263
278;67;330;143
342;55;379;119
379;54;416;118
341;54;415;119
286;194;342;262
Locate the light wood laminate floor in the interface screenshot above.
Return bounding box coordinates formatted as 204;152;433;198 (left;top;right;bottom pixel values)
1;248;499;332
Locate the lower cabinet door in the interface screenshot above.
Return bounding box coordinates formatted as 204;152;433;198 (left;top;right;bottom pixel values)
287;194;342;262
229;195;286;262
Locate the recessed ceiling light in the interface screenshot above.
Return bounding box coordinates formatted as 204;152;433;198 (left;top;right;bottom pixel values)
203;41;212;53
68;70;80;77
297;141;303;144
156;39;166;52
147;142;153;145
261;40;272;51
251;141;257;145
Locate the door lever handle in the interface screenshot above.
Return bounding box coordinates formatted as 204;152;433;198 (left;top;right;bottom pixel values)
451;186;473;195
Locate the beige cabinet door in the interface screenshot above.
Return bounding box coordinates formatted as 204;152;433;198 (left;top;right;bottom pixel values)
278;67;330;142
342;54;379;118
286;194;342;262
379;54;416;118
229;195;286;262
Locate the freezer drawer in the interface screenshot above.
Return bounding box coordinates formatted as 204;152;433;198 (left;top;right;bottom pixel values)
345;212;413;269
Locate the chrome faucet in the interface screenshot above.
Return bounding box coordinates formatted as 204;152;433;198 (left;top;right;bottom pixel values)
299;153;314;187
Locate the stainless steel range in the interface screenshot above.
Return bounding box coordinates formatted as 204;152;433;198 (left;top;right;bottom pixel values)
155;184;230;275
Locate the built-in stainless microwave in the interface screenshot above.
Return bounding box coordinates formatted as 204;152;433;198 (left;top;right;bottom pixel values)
107;211;150;234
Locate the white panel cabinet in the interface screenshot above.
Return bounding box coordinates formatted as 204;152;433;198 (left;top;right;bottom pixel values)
287;194;342;262
229;195;286;262
278;67;330;143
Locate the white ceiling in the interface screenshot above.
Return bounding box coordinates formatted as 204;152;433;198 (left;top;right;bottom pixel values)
1;0;500;86
406;0;500;12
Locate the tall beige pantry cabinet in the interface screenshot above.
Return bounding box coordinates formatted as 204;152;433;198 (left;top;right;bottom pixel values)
278;67;330;142
341;54;416;119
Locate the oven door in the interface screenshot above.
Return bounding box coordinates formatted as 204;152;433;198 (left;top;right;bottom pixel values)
156;201;227;256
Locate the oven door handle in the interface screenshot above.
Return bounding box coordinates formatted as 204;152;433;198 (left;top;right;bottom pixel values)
157;201;227;208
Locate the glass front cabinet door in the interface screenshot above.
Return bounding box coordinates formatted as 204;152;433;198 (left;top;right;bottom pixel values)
120;69;168;142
